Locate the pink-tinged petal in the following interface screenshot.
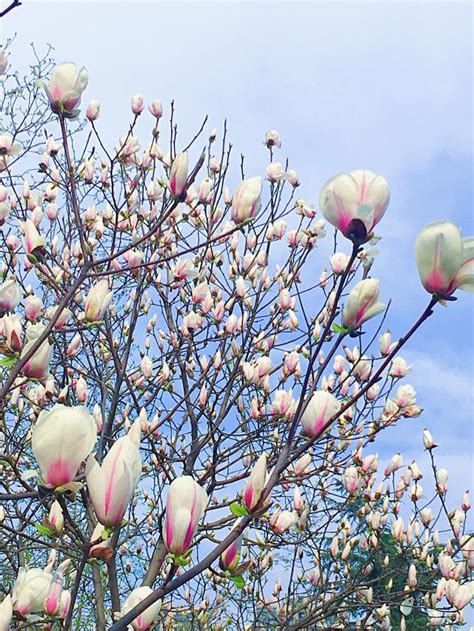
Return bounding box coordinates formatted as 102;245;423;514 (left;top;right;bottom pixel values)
46;459;74;487
244;485;254;510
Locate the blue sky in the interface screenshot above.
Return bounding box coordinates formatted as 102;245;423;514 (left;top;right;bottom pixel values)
4;1;473;513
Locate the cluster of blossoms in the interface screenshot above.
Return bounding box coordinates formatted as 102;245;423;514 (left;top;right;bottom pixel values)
0;54;472;631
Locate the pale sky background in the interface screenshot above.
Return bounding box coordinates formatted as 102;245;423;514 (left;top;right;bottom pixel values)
3;0;473;526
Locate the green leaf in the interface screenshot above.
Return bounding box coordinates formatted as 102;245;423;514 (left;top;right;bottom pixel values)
230;502;249;517
332;323;350;334
229;575;245;589
35;523;54;538
0;356;16;367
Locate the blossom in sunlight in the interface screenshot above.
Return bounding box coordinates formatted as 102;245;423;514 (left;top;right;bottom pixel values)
21;322;52;379
149;99;163;118
0;595;12;630
389;356;411;377
330;252;351;275
220;521;244;573
342;466;360;494
47;500;64;533
86;417;141;526
415;221;473;296
86;99;100;121
172;258;198;281
24;295;44;321
12;568;52;616
342;279;385;330
301;390;340;438
231;177;263;224
163;476;208;555
269;507;297;534
242;453;268;511
0;50;8;75
319;170;389;244
84;279;113;322
31;404;97;487
115;135;140;164
0;135;21;171
2;315;23;352
120;587;162;631
39;62;89;117
44;560;70;616
0;279;22;312
169;152;189;199
131;94;144;115
422;428;437;450
23;219;46;260
263;129;281;148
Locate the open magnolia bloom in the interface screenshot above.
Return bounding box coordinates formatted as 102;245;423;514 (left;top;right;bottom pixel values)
0;134;21;171
86;417;142;526
163;476;208;555
31;404;97;487
415;221;474;296
120;587;162;631
39;62;89;117
12;567;52;616
319;170;390;244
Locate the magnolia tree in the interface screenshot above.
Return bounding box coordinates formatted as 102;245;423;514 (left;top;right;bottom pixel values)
0;47;472;631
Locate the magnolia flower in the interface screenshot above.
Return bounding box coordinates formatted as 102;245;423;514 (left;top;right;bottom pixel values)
48;500;64;533
169;152;188;198
44;561;70;616
319;169;389;243
0;279;22;312
1;314;22;352
84;280;113;322
31;404;97;487
0;50;8;75
379;329;393;356
86;99;100;121
269;508;297;534
242;453;268;511
0;595;12;631
39;62;89;116
131;94;144;115
301;390;340;437
163;476;208;555
0;135;21;171
422;428;437;450
415;221;473;296
342;279;385;330
20;322;52;380
389;356;411;377
270;390;296;417
12;567;52;616
149;99;163;118
24;294;44;320
121;587;162;631
342;466;359;494
330;252;350;275
264;129;281;148
436;468;448;493
231;177;263;224
86;418;142;526
220;521;243;573
23;219;46;259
